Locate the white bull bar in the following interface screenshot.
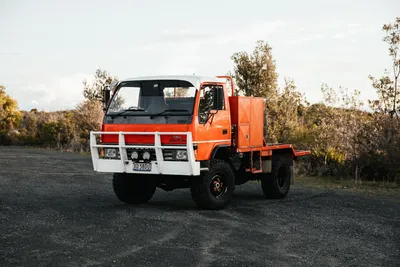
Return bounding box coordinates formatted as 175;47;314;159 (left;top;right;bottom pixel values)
89;131;201;176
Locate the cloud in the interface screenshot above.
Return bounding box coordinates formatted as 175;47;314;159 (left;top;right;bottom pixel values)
9;73;93;111
283;33;326;45
215;20;287;45
156;30;215;43
332;33;345;39
141;20;287;50
135;20;288;76
7;20;379;112
347;23;363;28
331;23;376;40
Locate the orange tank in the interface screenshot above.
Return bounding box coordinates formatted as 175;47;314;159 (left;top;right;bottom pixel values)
229;96;264;150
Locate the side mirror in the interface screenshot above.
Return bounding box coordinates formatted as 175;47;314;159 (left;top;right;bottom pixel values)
103;87;111;110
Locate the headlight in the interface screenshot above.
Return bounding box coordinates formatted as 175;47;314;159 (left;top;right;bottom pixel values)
143;151;151;160
176;150;188;160
105;148;117;158
131;151;139;160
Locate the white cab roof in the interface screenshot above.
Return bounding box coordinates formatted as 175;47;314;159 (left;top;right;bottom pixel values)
120;75;226;89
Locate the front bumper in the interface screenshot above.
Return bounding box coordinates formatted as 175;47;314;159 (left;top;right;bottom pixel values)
89;131;201;176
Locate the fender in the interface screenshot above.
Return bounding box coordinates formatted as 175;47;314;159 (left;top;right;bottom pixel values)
211;144;231;159
199;144;231;171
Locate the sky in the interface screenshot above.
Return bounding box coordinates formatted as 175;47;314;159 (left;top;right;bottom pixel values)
0;0;399;111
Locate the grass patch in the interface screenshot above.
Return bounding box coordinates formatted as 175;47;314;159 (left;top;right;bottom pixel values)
295;175;400;196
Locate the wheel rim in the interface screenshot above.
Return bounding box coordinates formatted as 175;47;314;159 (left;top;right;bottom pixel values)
277;166;287;188
210;174;227;197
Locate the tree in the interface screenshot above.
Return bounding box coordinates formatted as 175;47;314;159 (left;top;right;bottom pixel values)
230;42;310;144
0;85;22;144
367;17;400;182
230;40;281;142
231;40;279;98
269;77;307;143
383;17;400;119
297;83;368;178
368;17;400;119
83;68;119;102
74;99;104;151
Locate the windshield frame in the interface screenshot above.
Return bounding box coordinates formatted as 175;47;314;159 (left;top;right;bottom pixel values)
104;79;198;118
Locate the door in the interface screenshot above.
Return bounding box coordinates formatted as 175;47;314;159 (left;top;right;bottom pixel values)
194;84;231;160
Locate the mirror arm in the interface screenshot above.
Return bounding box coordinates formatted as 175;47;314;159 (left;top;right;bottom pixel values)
209;113;215;125
204;110;218;125
204;113;212;125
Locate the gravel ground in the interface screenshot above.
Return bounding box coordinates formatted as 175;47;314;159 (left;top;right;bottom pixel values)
0;146;399;267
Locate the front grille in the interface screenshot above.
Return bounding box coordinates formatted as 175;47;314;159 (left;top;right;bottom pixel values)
163;150;174;161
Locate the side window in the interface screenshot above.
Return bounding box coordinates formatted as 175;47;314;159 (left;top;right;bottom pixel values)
198;85;224;123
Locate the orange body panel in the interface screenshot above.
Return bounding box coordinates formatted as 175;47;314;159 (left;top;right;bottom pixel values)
229;96;264;150
238;126;250;148
249;98;264;148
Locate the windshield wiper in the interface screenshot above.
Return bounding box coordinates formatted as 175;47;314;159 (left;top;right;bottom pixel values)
109;107;146;118
150;109;190;119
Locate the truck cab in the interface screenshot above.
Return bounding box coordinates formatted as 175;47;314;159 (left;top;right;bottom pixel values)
90;75;309;209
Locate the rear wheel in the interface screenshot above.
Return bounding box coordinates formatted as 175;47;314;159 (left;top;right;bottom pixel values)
261;154;293;199
191;159;235;210
112;173;156;204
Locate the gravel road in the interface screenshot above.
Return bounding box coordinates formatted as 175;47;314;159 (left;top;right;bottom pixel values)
0;146;399;267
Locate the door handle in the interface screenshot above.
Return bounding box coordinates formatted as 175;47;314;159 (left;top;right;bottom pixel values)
222;129;228;134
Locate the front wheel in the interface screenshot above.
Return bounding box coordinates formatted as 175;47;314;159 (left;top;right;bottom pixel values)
112;173;156;204
190;159;235;210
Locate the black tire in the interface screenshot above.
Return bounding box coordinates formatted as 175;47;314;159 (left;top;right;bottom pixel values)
112;173;156;204
190;159;235;210
261;153;293;199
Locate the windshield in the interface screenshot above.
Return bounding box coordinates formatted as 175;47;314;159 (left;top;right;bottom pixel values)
105;80;197;124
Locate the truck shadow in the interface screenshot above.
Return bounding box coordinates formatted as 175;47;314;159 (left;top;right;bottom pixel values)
57;186;289;213
144;189;271;211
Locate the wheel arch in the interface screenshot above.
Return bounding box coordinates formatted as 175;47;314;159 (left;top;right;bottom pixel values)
211;144;231;161
271;148;294;163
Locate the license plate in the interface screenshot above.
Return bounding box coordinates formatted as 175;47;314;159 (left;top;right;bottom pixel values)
133;163;152;171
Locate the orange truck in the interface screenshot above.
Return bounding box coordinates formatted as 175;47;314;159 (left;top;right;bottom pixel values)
90;75;310;209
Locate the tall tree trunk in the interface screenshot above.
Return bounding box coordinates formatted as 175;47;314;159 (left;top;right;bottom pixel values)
355;164;358;184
